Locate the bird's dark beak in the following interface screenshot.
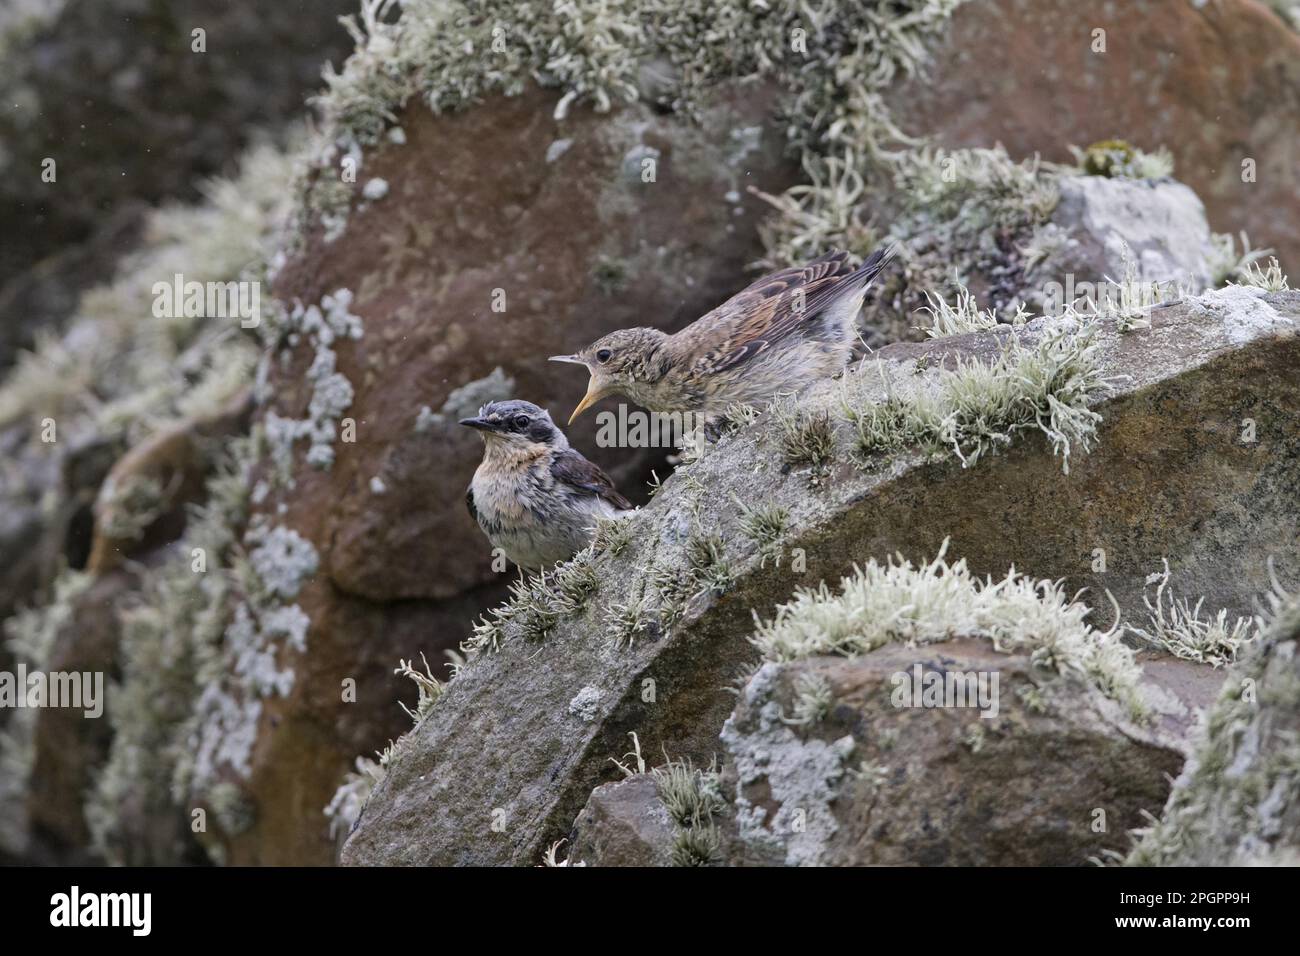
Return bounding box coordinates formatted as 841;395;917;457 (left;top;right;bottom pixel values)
458;417;493;431
548;354;586;366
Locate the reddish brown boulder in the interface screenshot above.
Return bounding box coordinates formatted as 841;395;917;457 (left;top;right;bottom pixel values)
216;83;798;864
891;0;1300;267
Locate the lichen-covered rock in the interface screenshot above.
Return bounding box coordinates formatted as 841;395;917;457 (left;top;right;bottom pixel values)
1035;176;1220;296
568;775;675;867
889;0;1300;269
208;83;796;865
720;646;1212;866
87;391;252;573
21;570;138;863
341;289;1299;866
5;0;1297;871
1128;587;1300;866
273;84;794;602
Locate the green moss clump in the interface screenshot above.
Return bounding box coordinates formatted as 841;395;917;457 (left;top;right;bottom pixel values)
1074;139;1174;180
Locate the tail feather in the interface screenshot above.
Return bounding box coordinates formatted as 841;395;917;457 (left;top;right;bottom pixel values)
805;242;898;316
847;242;899;290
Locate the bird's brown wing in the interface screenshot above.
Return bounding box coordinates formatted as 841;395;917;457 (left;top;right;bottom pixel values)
551;449;633;511
689;247;892;375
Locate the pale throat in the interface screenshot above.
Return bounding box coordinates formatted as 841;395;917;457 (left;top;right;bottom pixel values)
480;437;553;469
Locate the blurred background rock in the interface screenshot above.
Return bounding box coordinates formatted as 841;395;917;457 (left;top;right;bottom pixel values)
0;0;358;370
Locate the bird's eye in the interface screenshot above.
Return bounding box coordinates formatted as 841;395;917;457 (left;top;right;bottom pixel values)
595;348;612;364
513;415;531;430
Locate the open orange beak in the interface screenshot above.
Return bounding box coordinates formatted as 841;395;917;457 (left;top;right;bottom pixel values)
549;354;607;424
567;378;608;425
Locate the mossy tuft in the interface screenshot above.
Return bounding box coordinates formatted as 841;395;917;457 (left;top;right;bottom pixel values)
751;539;1148;720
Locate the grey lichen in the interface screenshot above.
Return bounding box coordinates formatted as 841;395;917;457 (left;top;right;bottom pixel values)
1127;560;1260;668
685;528;736;596
302;0;967;251
652;756;726;866
919;281;1006;339
603;578;656;650
184;516;319;807
414;366;516;432
757;146;1061;341
653;756;725;829
1126;573;1298;865
1232;256;1290;293
264;289;365;480
96;473;169;542
87;433;257;863
1207;231;1273;288
843;316;1106;476
591;514;636;556
464;546;603;656
394;653;446;723
324;755;386;840
723;662;858;866
781;670;834;726
247;524;321;603
772;402;836;473
670;822;723;866
737;499;789;566
568;685;604;722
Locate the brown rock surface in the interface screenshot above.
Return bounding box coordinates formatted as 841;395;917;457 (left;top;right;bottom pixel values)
219;84;798;865
719;646;1213;866
891;0;1300;267
568;774;675;867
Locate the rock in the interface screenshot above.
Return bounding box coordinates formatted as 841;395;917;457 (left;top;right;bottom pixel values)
1128;588;1300;865
340;289;1299;866
0;425;118;628
1042;176;1220;293
568;775;675;867
22;570;136;863
86;390;252;573
205;83;797;865
273;83;794;603
719;647;1199;866
0;202;145;373
0;0;359;365
890;0;1300;270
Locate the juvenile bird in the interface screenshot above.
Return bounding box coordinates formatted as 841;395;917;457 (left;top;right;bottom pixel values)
551;245;896;427
461;400;633;571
